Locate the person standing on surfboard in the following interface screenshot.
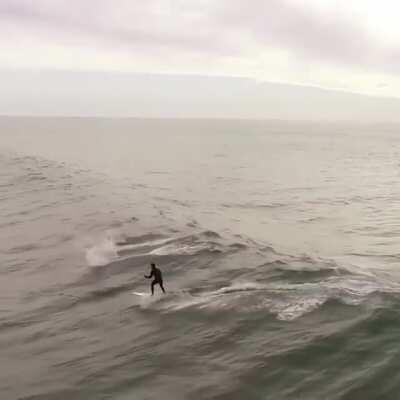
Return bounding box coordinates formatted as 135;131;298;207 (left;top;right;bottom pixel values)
145;263;166;295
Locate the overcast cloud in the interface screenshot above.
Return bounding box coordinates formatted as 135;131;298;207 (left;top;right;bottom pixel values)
0;0;399;117
1;0;398;70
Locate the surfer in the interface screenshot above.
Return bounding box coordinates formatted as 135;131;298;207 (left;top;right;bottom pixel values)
145;263;166;295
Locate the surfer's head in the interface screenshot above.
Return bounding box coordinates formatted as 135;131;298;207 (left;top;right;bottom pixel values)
151;263;156;269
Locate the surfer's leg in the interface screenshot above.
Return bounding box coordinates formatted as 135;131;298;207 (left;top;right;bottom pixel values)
151;280;155;295
159;281;166;293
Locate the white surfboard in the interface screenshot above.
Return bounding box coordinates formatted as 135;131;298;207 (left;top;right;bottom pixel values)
132;291;150;297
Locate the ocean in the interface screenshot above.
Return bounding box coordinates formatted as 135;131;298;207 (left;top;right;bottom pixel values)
1;117;400;399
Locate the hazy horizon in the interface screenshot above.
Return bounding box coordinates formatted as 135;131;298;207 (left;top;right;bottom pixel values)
1;69;400;123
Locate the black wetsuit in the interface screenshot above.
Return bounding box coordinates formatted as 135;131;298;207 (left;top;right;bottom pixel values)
145;267;166;295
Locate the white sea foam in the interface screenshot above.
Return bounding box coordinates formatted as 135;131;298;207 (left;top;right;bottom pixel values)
149;243;210;256
157;276;400;320
271;296;328;321
119;237;172;252
85;236;118;266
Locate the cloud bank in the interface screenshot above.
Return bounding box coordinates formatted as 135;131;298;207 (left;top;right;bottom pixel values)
1;0;398;73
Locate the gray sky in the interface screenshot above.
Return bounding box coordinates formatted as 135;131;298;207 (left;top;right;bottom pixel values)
1;0;400;119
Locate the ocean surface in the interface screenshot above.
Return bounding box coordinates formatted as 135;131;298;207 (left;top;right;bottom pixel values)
1;117;400;400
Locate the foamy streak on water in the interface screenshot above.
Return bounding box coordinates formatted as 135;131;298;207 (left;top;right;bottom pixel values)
158;288;328;321
85;235;175;265
84;235;217;266
156;276;400;320
118;237;172;252
149;243;211;256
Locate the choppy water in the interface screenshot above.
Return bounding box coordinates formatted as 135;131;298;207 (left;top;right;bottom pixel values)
1;117;400;399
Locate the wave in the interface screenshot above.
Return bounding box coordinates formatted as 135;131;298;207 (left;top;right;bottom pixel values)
84;229;241;266
148;275;400;321
138;281;323;320
82;226;400;325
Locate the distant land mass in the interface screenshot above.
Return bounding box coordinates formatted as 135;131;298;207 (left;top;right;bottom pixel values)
1;69;400;122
